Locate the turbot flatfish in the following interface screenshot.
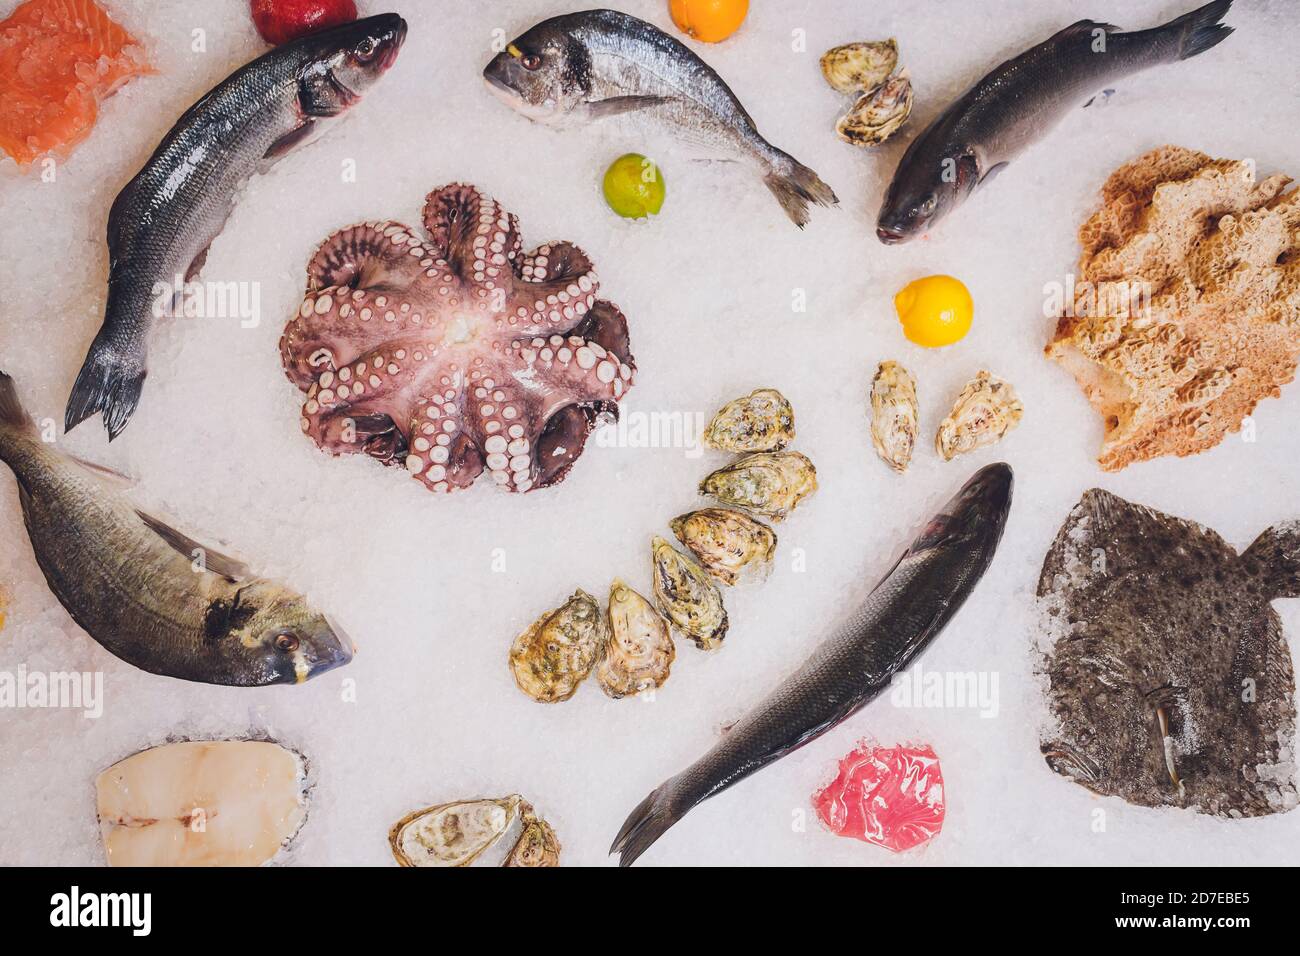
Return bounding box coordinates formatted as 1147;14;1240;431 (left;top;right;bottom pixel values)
1037;490;1298;817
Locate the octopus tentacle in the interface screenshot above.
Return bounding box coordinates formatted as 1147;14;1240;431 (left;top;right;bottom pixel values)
512;328;635;402
572;300;634;369
421;184;519;300
306;220;431;292
508;241;600;331
404;395;484;493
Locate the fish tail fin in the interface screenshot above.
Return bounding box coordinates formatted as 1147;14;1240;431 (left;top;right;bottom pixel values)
609;779;686;866
65;337;145;441
1166;0;1234;61
762;150;839;229
1243;523;1300;600
0;370;36;437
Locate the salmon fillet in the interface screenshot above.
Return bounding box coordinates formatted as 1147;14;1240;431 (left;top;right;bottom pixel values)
0;0;152;165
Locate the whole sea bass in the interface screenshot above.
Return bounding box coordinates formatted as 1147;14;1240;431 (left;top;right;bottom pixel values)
612;462;1014;865
66;14;408;440
483;8;838;227
876;0;1234;243
1;372;352;686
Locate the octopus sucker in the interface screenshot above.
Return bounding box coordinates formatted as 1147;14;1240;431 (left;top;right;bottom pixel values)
281;183;636;494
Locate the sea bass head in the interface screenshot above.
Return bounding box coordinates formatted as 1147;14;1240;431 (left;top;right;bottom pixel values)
290;13;407;117
908;461;1013;557
206;581;354;685
875;135;980;244
483;15;593;124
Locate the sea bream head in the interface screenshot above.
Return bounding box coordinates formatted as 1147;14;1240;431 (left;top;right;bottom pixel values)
204;580;354;686
482;15;593;124
289;13;407;117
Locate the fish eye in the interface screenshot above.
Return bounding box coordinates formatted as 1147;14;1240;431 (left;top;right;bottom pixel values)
274;632;300;653
521;53;542;71
920;194;937;215
355;37;377;61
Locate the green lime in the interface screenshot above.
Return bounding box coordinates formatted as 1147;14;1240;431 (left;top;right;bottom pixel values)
602;153;666;219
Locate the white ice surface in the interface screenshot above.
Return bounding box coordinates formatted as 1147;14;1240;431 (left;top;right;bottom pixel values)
1;0;1298;866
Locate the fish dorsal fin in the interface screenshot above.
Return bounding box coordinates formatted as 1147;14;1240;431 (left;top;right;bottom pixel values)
1051;20;1121;43
1242;523;1300;600
586;94;671;119
134;509;250;582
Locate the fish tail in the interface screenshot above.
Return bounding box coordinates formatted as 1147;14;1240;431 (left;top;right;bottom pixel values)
1165;0;1234;61
762;150;840;229
0;370;36;437
609;778;686;866
65;336;145;441
1243;523;1300;600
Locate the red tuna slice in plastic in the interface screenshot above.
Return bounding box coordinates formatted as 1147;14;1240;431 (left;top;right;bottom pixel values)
813;743;945;852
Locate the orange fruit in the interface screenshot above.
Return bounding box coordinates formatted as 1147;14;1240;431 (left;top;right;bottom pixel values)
669;0;749;44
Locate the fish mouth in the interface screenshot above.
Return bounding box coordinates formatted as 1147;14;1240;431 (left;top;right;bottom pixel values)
876;226;907;244
379;17;407;70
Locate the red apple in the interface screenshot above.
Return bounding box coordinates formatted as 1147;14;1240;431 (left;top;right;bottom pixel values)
249;0;359;46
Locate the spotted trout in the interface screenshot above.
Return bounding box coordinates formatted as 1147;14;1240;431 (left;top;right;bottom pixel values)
1;371;352;686
483;8;838;228
611;462;1013;865
876;0;1235;243
65;14;407;440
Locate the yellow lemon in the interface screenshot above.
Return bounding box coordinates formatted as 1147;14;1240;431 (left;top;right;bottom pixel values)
894;274;972;348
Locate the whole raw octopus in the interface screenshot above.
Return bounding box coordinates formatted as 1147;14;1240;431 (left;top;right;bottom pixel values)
280;184;636;493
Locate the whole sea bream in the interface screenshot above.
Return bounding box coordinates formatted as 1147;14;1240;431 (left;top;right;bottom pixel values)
612;462;1013;865
483;9;838;227
876;0;1235;243
65;14;408;440
1;372;352;686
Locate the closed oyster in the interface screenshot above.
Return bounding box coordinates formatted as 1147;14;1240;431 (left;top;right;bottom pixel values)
703;388;795;452
651;537;729;650
870;360;919;473
670;507;776;585
505;804;562;867
598;579;674;698
820;39;898;94
509;589;606;703
836;71;913;147
935;371;1024;461
390;796;522;867
700;451;817;521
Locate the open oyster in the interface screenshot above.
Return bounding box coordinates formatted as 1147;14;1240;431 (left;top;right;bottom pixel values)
820;39;898;94
700;451;818;521
671;507;776;585
870;360;919;473
651;537;729;650
509;589;606;703
390;795;560;867
836;71;913;147
598;579;675;698
935;370;1024;461
703;388;795;452
95;740;307;867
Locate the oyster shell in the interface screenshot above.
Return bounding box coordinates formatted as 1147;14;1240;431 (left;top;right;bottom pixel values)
509;589;606;703
651;537;729;650
699;451;818;521
820;39;898;94
836;71;913;147
390;795;561;867
703;388;795;452
870;360;919;473
670;507;776;585
390;796;522;867
935;370;1024;461
505;804;562;867
597;579;675;698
